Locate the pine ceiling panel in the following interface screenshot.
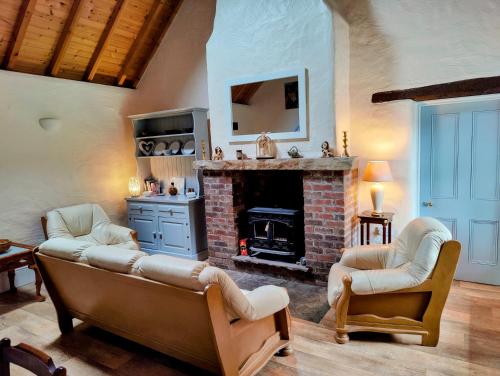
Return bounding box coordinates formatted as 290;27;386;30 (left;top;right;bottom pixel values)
13;0;73;72
0;0;184;87
91;0;153;80
0;0;24;62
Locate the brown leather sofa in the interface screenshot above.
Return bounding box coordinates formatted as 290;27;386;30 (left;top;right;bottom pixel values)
35;241;292;376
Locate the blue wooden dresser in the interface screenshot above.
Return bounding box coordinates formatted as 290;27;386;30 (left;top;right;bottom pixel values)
126;195;207;260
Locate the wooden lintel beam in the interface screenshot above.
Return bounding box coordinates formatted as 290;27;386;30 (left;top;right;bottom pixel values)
116;0;165;86
372;76;500;103
131;0;183;88
85;0;126;81
47;0;86;77
2;0;37;70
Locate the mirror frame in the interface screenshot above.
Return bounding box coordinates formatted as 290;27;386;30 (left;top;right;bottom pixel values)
226;69;307;143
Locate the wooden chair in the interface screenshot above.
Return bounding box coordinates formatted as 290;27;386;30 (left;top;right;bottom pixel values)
0;338;66;376
332;240;461;346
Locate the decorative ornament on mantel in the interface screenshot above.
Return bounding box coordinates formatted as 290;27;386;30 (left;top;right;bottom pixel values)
321;141;335;158
287;146;303;158
201;140;207;160
342;131;350;157
213;146;224;160
256;132;275;159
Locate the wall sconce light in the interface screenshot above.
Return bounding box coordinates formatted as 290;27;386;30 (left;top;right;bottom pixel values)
128;177;141;197
39;118;61;132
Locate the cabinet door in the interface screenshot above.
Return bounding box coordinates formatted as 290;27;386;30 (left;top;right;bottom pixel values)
158;216;189;255
129;215;158;250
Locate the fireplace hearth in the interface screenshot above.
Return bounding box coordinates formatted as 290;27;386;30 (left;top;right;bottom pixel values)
246;207;304;262
194;157;359;285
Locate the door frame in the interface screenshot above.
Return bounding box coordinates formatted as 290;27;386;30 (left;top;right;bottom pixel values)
417;92;500;217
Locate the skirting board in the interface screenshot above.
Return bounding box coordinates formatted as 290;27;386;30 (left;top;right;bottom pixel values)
0;267;35;293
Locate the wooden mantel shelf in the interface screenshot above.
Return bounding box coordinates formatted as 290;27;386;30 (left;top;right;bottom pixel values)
194;157;358;171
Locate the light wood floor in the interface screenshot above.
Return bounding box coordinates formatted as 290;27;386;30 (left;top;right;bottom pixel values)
0;281;499;375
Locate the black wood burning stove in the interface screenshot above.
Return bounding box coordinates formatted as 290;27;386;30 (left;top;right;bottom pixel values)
247;207;304;262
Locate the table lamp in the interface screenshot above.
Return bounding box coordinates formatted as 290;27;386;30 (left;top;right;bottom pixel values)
362;161;393;216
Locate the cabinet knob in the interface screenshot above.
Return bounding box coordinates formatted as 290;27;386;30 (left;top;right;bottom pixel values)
422;201;433;207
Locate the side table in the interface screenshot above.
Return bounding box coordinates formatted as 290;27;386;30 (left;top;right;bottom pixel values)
0;243;45;301
358;211;394;245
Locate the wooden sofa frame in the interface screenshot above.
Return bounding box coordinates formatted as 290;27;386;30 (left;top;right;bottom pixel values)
333;240;461;346
33;247;292;376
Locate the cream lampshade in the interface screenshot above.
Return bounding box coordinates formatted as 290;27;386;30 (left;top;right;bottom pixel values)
362;161;393;216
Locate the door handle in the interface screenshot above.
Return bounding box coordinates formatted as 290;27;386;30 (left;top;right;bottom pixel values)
159;233;163;240
422;201;433;207
153;232;156;239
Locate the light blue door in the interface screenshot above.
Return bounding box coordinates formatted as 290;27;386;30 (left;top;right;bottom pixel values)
420;100;500;285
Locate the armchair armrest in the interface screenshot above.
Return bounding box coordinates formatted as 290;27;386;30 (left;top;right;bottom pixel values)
340;244;392;270
92;223;136;246
244;285;290;321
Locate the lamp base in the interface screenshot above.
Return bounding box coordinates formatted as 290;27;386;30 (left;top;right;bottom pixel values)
370;183;385;215
370;211;383;217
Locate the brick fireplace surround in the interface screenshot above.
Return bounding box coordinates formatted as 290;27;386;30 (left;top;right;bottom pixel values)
194;158;359;285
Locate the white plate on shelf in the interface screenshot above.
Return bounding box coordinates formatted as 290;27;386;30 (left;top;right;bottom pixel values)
169;140;181;155
181;140;195;155
153;142;167;156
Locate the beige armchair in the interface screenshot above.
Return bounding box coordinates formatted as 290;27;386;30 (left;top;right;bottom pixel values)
327;217;460;346
41;203;139;250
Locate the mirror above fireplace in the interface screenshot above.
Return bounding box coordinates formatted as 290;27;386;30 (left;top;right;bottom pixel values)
226;69;307;142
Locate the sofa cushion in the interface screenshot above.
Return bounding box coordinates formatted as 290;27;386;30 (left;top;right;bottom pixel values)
39;238;94;262
135;254;208;291
85;246;147;273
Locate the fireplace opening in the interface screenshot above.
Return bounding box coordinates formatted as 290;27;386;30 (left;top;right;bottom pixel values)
238;171;305;264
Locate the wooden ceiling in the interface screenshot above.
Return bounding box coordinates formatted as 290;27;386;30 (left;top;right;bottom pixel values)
0;0;182;88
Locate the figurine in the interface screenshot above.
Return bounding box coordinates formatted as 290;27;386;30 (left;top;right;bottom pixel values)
321;141;335;158
213;146;224;160
201;140;207;160
256;132;274;159
342;131;350;157
168;182;178;196
287;146;303;158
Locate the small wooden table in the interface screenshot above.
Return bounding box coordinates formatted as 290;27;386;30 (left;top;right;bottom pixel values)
0;243;45;301
358;211;394;245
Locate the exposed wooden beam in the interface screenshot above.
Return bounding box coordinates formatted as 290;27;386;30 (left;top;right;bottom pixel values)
131;0;183;88
116;0;164;86
372;76;500;103
2;0;37;70
46;0;86;77
231;82;263;105
84;0;127;81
